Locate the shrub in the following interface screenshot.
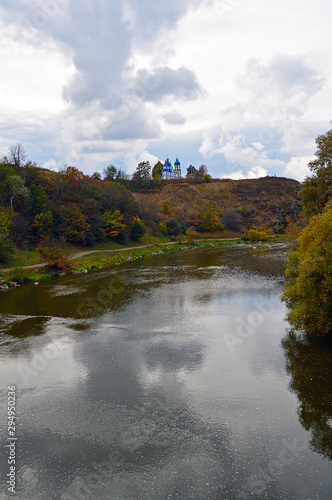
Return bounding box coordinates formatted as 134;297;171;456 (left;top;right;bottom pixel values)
197;202;222;231
115;230;129;245
131;220;147;242
38;241;70;272
0;234;14;262
166;218;182;236
185;229;197;244
243;229;269;242
10;267;30;284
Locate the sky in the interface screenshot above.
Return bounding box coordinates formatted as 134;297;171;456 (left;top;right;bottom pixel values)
0;0;331;181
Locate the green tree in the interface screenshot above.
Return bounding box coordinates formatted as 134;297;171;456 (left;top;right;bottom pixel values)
131;216;146;242
135;161;151;181
103;165;117;181
0;234;14;262
29;183;49;216
282;206;332;337
0;207;13;236
186;164;196;176
32;211;54;239
301;129;332;217
104;210;126;239
6;175;29;210
166;217;182;236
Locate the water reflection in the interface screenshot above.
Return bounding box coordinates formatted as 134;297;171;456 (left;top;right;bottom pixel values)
1;243;332;499
282;330;332;460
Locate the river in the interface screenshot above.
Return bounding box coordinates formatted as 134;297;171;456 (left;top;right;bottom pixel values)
0;242;331;499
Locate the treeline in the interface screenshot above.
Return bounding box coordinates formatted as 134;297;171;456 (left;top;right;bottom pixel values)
282;128;332;338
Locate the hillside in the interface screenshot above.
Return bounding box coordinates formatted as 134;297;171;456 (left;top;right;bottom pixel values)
132;176;302;234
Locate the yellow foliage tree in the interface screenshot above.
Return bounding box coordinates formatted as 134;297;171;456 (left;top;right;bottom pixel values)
104;210;126;239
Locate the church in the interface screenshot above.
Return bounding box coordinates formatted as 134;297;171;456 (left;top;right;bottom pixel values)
162;157;181;180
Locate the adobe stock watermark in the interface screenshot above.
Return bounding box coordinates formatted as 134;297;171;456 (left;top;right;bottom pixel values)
6;386;17;494
16;341;61;385
61;453;126;500
21;0;69;40
240;437;306;497
223;295;280;352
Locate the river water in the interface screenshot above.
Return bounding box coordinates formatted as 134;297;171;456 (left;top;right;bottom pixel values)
0;243;331;499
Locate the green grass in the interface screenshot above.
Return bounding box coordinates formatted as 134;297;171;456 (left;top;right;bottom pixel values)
0;247;43;270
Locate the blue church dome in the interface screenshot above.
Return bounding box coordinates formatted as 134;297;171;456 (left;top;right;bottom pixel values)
174;157;180;166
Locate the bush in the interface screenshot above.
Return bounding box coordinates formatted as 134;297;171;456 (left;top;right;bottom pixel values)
115;230;129;245
243;229;269;242
0;234;14;262
131;220;147;242
282;207;332;337
185;229;197;244
166;218;182;236
38;241;70;272
10;267;30;284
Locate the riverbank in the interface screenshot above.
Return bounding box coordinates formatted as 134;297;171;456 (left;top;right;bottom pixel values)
0;237;286;289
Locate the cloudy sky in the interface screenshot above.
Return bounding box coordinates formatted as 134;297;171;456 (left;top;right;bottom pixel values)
0;0;331;180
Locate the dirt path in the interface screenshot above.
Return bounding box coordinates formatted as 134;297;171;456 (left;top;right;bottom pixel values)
0;239;239;273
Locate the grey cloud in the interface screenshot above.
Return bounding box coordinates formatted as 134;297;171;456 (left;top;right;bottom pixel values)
133;67;203;102
239;54;324;99
162;109;187;125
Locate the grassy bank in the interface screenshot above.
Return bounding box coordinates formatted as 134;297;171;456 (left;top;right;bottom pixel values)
0;238;246;286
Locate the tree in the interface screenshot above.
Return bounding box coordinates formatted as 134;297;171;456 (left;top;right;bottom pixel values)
0;207;13;236
92;171;102;181
29;183;49;216
152;161;163;179
6;175;29;210
135;161;151;181
198;202;222;231
58;205;90;244
282;206;332;337
32;211;54;239
131;216;146;242
0;234;14;262
103;210;126;239
8;143;27;168
166;217;182;236
103;165;117;181
187;164;196;176
301;129;332;217
63;166;84;180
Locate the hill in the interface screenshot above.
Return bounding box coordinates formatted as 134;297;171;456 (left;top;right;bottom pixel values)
132;176;302;234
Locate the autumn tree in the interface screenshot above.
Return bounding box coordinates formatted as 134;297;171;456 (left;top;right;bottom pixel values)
58;204;90;244
198;202;222;231
152;161;163;179
103;210;126;239
282;206;332;337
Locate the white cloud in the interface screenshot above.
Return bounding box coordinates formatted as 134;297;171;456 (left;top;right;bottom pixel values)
221;166;269;180
285;156;313;182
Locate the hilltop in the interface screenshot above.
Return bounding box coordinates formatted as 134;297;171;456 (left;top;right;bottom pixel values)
132;176;302;234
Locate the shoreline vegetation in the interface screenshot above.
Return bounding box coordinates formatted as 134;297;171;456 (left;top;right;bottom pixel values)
0;236;286;289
